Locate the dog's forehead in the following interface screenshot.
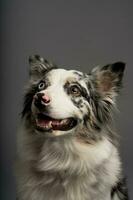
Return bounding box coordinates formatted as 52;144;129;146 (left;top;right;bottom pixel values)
47;68;86;84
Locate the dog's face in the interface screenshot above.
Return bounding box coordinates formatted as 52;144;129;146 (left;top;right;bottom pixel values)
22;55;125;139
31;68;91;136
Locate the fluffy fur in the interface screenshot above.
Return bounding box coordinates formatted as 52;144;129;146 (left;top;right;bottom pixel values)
16;55;129;200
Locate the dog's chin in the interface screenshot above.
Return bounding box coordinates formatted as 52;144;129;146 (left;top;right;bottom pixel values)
34;113;78;136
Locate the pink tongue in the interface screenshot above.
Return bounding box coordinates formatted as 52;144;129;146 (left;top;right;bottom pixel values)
51;120;63;130
37;119;61;128
38;119;50;125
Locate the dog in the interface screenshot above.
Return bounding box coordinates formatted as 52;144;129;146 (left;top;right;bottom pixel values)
16;55;129;200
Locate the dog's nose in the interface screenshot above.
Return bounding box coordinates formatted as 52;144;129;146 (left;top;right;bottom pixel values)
41;93;51;104
34;93;51;108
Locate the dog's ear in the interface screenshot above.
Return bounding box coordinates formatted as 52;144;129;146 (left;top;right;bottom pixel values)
29;55;56;79
91;62;125;97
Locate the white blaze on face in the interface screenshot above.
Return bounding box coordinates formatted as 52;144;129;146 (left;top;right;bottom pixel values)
40;69;89;120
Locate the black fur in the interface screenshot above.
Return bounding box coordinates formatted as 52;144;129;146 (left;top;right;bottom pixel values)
111;178;129;200
22;84;37;117
18;56;129;200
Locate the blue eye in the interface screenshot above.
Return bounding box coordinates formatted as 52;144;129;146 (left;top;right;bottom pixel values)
38;82;46;90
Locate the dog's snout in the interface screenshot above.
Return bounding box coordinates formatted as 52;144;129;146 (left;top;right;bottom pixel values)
41;94;51;104
36;93;44;100
34;93;51;108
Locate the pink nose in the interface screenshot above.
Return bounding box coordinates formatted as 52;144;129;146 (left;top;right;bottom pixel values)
41;94;51;104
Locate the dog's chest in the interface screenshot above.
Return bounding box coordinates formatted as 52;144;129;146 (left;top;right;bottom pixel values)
43;180;111;200
17;136;120;200
19;168;112;200
17;129;121;200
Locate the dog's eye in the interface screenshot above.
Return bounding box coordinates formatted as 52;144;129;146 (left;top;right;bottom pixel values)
38;81;46;90
70;85;81;96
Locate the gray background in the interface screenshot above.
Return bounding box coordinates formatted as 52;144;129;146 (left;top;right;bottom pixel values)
0;0;133;199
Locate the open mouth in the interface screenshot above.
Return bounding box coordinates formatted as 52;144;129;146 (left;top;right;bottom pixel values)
35;113;77;131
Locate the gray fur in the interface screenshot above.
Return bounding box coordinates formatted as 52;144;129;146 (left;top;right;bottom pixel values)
16;56;128;200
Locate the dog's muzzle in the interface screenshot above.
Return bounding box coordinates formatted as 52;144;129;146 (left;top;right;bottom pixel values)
34;92;51;109
33;92;77;132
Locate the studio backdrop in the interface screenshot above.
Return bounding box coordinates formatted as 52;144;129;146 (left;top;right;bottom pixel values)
0;0;133;199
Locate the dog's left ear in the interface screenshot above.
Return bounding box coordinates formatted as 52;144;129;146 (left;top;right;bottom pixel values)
91;62;126;97
29;55;56;79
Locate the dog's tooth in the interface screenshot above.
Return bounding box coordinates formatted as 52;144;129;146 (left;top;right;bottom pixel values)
61;119;69;124
61;119;66;123
49;121;52;128
52;120;60;126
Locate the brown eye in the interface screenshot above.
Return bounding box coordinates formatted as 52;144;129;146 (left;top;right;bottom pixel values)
70;85;81;96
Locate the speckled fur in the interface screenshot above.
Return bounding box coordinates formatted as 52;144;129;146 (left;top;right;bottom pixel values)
16;55;129;200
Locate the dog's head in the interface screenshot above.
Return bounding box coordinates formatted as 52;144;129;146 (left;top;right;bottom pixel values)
22;55;125;139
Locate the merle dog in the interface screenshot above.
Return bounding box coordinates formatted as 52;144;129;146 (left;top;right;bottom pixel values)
16;55;129;200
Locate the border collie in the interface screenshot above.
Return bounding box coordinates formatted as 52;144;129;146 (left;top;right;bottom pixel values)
16;55;129;200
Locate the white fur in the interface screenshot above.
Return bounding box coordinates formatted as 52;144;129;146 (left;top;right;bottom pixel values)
16;67;124;200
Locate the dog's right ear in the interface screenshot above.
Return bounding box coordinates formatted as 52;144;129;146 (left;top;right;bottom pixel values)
29;55;56;79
